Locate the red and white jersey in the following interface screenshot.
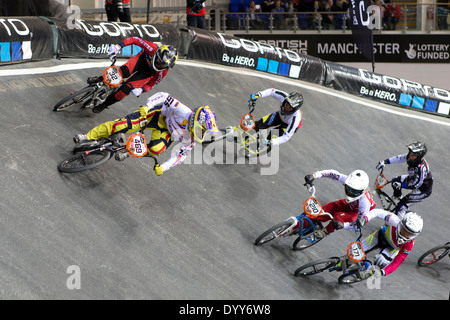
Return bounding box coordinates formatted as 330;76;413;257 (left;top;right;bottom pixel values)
314;169;376;217
145;92;195;172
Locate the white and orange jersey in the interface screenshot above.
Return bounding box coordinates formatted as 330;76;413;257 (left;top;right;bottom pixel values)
145;92;195;172
314;169;376;217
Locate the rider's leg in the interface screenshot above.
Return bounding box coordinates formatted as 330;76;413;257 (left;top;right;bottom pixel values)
394;189;431;218
83;107;161;140
147;130;172;155
320;199;357;234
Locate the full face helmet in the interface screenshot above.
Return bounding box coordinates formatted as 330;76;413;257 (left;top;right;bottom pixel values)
406;141;427;166
188;106;220;143
344;170;369;203
280;92;303;115
151;45;178;72
396;212;423;244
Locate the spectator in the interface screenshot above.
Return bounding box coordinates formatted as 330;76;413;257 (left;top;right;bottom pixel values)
246;1;265;29
321;0;338;29
437;0;450;30
271;0;285;29
187;0;207;29
263;1;276;12
105;0;131;22
386;0;402;30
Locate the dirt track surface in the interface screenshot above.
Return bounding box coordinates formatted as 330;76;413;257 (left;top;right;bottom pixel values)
0;59;448;299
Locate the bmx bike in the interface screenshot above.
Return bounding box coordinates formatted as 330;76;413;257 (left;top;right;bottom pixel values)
202;100;278;158
58;131;157;173
254;183;339;251
53;56;123;112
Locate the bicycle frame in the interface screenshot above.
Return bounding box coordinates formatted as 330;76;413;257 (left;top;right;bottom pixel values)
374;168;399;212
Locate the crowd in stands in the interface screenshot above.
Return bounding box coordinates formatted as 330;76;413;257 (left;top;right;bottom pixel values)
226;0;403;30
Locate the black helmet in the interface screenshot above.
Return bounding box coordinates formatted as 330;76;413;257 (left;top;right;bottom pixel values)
406;141;427;166
280;92;303;115
152;45;178;72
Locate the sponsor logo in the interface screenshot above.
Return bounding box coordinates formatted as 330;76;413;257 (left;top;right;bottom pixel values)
358;69;450;102
0;18;30;37
404;43;450;60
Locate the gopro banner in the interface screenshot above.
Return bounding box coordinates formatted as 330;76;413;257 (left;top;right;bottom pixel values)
187;28;325;85
0;17;54;64
50;19;182;58
325;62;450;117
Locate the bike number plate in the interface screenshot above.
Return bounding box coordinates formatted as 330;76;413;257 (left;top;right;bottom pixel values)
375;173;388;189
347;241;365;263
126;133;148;158
303;196;324;218
102;65;123;88
240;113;255;132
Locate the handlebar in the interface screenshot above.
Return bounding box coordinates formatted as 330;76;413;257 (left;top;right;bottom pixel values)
248;100;256;114
110;55;117;66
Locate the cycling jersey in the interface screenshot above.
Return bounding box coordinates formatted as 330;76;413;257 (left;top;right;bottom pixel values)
362;209;415;276
386;153;433;193
314;169;376;218
145;92;196;172
254;88;302;146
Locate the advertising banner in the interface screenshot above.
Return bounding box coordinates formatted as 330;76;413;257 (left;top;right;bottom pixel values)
187;28;325;85
348;0;374;62
0;17;54;64
51;19;182;58
325;62;450;117
235;33;450;63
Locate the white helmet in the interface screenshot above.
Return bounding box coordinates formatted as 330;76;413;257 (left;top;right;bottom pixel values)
344;170;369;203
396;212;423;244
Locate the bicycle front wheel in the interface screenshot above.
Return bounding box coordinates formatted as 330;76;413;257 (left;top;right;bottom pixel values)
294;258;340;277
53;86;96;111
292;232;323;251
254;220;293;245
58;150;113;173
418;243;450;266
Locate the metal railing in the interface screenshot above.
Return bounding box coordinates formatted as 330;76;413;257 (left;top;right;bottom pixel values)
77;3;450;33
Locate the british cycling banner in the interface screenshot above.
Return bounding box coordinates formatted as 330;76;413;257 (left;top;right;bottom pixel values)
0;17;54;64
186;28;325;85
50;19;182;58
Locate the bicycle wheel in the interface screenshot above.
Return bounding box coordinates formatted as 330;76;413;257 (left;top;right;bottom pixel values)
418;243;450;266
254;220;293;245
292;232;324;251
58;150;113;173
338;265;366;284
202;128;232;145
53;86;96;111
294;258;340;277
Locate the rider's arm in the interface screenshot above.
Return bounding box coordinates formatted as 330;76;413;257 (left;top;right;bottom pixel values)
381;241;414;276
361;208;400;226
313;169;347;184
384;153;407;165
270;111;302;146
141;70;168;93
160;143;195;172
255;88;289;103
119;37;158;55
